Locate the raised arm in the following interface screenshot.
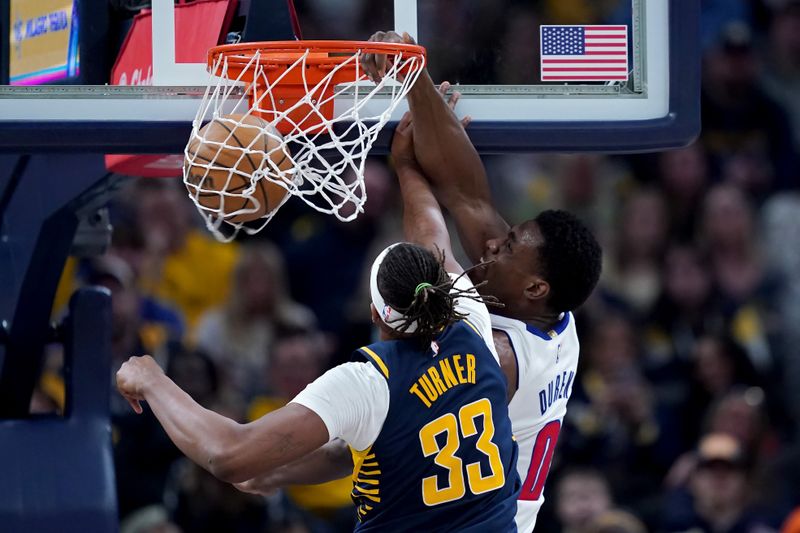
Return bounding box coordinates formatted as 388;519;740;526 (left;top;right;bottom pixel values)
364;31;509;264
392;112;463;274
116;355;328;484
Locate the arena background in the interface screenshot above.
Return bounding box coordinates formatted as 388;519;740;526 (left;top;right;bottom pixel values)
1;0;800;532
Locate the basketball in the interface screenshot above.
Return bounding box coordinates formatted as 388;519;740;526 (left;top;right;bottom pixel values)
184;114;293;223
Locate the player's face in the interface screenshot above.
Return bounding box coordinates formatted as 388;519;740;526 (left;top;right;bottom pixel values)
472;221;544;309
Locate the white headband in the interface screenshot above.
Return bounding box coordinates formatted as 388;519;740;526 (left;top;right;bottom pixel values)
369;242;419;333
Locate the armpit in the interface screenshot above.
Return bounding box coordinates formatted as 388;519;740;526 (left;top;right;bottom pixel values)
492;329;519;403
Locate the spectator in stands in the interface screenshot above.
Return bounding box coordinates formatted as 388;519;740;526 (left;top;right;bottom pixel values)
86;254;180;383
483;154;627;244
699;184;779;374
554;468;613;533
561;314;673;517
496;5;541;84
706;388;774;461
247;333;354;532
162;347;270;531
271;159;395;338
195;242;316;403
132;179;239;332
681;335;762;444
662;433;776;533
657;143;710;240
170;461;275;533
113;345;216;522
602;188;670;316
645;244;722;371
704;388;796;517
700;0;752;50
701;22;797;192
761;0;800;150
762;193;800;439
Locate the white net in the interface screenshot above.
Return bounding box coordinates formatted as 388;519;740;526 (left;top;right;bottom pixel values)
183;44;425;242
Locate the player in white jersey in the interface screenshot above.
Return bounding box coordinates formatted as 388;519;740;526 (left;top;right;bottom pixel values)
492;312;580;528
359;31;603;531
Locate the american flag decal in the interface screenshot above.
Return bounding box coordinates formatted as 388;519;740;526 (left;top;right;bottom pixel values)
540;25;629;81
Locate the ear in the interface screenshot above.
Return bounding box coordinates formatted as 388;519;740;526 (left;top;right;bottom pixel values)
524;277;550;302
370;304;395;341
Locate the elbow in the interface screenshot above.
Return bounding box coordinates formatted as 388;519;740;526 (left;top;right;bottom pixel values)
207;450;245;484
205;428;251;484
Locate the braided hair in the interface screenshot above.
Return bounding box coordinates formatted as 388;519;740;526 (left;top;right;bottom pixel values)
376;243;501;343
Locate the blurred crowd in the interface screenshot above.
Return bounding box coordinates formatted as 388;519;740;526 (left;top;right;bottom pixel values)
31;0;800;532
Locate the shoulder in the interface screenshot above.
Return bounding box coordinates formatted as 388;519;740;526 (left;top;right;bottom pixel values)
449;273;495;349
352;342;399;379
489;312;524;331
296;362;388;402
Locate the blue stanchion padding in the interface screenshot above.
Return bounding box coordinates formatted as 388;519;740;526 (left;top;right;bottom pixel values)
0;288;118;533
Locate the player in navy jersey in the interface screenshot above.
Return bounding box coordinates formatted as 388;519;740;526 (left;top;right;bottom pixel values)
116;112;520;531
361;30;604;531
340;243;520;531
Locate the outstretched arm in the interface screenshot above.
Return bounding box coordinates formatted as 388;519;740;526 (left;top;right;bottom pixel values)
392;112;463;274
116;355;328;484
364;31;509;264
235;439;353;496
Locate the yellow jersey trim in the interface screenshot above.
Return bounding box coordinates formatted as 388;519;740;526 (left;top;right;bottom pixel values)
360;346;390;378
462;319;482;338
350;445;372;482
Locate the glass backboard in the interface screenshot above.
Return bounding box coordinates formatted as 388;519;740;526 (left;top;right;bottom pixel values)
0;0;699;154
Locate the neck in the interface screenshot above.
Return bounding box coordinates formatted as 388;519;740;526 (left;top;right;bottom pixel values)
495;306;562;330
526;313;563;331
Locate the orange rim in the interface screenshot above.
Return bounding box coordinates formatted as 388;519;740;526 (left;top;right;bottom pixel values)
208;40;426;73
204;40;426;136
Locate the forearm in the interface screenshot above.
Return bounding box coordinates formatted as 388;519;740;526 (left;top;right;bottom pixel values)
407;71;492;210
396;161;461;272
252;439;353;490
407;72;508;262
398;162;446;242
142;372;240;474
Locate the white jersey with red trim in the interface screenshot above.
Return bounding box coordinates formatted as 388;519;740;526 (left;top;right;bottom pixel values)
490;312;580;533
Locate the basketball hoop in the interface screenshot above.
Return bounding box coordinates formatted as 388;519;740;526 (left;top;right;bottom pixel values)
184;40;426;241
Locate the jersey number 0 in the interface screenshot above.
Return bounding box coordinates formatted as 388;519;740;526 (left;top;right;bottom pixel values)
419;398;505;506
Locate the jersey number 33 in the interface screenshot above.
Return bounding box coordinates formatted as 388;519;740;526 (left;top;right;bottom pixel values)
419;398;505;506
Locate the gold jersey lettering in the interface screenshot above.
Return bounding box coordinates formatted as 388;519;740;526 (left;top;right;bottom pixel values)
428;367;448;395
419;375;439;403
453;354;467;384
409;383;432;408
439;359;460;388
409;354;479;407
466;354;476;384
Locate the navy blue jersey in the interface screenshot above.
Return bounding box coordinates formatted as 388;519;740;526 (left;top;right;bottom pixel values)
350;320;520;532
